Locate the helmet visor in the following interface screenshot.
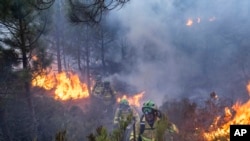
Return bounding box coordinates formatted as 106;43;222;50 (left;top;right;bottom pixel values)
142;107;153;114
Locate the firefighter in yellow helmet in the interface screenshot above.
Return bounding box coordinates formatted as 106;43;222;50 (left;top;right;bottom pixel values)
130;100;179;141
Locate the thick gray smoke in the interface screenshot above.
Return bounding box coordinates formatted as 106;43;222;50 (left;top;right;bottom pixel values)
109;0;250;106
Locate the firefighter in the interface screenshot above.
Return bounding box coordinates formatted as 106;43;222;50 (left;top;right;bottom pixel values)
102;81;116;104
102;81;116;113
92;75;104;98
113;99;139;128
130;100;179;141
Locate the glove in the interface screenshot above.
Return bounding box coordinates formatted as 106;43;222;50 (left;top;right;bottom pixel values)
169;123;179;134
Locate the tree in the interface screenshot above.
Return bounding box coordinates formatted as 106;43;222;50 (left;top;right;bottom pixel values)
92;21;115;75
68;0;130;24
66;0;130;95
0;0;54;140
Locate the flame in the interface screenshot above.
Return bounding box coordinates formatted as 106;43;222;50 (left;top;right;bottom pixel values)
224;107;232;119
186;19;193;26
32;71;89;100
246;81;250;96
117;91;145;107
203;101;250;140
32;55;38;61
186;16;216;26
32;73;55;90
203;82;250;140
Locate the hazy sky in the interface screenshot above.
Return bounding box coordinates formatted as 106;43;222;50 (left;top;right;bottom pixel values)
109;0;250;105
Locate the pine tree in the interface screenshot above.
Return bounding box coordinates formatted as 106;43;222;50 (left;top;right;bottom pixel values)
0;0;54;140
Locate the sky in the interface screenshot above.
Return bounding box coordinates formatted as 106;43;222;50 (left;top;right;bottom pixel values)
108;0;250;106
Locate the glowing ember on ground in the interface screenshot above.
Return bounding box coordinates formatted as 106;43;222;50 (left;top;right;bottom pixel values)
117;91;145;107
32;71;89;100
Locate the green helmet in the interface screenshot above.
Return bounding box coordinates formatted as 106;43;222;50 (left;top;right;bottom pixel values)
142;100;157;114
120;99;129;105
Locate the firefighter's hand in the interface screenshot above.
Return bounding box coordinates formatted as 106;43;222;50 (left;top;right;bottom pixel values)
169;123;179;134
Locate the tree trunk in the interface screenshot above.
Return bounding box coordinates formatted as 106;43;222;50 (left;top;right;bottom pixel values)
55;1;62;73
77;40;82;71
101;28;106;75
19;18;37;140
56;33;62;73
86;26;91;95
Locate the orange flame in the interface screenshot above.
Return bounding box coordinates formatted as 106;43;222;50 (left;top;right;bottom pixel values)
203;82;250;140
32;71;89;100
246;81;250;96
117;91;145;107
203;101;250;140
32;73;55;90
186;19;193;26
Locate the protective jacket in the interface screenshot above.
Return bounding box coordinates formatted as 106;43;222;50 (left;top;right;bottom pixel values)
92;81;104;98
102;86;116;106
114;106;139;125
130;113;178;141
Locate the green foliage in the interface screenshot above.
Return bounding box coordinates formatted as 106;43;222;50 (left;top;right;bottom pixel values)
119;113;133;131
110;128;122;141
87;115;133;141
0;47;19;92
0;47;19;69
87;126;110;141
95;126;110;141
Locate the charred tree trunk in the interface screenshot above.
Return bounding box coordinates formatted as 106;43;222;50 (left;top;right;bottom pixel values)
61;25;67;71
101;28;106;75
56;32;62;73
62;42;67;71
55;1;62;73
86;26;91;95
77;40;82;71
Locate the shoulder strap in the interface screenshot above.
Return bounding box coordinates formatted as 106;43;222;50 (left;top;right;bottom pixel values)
137;115;145;141
139;115;145;134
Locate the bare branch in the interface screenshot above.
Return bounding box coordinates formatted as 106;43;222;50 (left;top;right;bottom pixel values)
68;0;129;24
28;0;55;10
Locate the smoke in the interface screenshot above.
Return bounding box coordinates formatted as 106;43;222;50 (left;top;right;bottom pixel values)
109;0;250;106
